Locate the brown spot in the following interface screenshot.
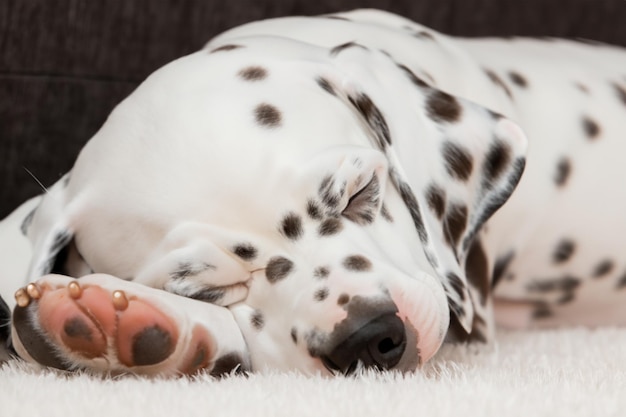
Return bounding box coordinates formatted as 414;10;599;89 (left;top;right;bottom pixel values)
553;239;575;263
426;183;446;219
131;325;175;366
210;44;243;53
343;255;372;272
318;218;343;236
443;203;468;248
442;142;473;181
593;259;614;278
508;71;528;88
232;243;258;261
484;69;513;98
266;256;294;283
414;31;435;40
616;272;626;289
255;103;282;128
280;212;303;240
250;311;264;330
291;328;298;344
239;66;268;81
582;116;600;139
532;304;553;319
574;82;589;93
337;293;350;306
314;287;330;301
554;157;571;187
426;90;462;123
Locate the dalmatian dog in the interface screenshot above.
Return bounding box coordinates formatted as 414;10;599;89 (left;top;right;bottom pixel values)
1;9;626;376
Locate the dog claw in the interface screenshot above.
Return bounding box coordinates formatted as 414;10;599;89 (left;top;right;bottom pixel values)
15;288;30;307
112;290;129;311
26;283;41;299
68;281;82;299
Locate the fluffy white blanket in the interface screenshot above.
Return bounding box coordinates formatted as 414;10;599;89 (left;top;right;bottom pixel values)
1;327;625;417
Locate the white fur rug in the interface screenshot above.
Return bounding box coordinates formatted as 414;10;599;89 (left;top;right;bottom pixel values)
1;327;625;417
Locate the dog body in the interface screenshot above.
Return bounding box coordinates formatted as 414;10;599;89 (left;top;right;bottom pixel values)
1;9;625;376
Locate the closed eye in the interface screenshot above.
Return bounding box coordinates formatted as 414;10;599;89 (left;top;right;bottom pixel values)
342;174;380;225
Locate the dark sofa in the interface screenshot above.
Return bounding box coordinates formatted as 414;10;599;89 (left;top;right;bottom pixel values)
2;0;625;218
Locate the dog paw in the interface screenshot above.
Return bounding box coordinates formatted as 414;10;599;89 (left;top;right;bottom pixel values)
12;274;248;376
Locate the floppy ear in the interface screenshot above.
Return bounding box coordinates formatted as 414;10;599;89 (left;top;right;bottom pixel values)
323;46;528;337
25;178;92;280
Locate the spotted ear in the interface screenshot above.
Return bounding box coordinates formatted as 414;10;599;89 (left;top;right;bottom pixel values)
323;46;528;334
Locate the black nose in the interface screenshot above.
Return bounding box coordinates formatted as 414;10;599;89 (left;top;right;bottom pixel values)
321;313;406;374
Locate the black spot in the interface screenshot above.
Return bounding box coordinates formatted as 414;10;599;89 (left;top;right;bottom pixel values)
613;82;626;105
593;259;614;278
343;255;372;272
169;261;215;280
484;69;513;98
250;311;264;330
425;183;446;219
443;203;468;249
280;212;303;240
446;272;466;302
465;240;489;305
396;63;428;87
582;116;600;139
380;203;393;222
337;293;350;306
255;103;282;128
316;77;336;95
492;251;515;288
391;172;427;243
211;352;246;377
266;256;294;283
318;217;343;236
348;93;391;148
232;243;258;261
46;231;75;275
239;66;268;81
210;44;243;53
414;30;435;40
132;325;174;366
188;287;225;303
324;15;350;21
307;199;323;220
508;71;528;88
553;239;575;263
554;157;571;187
314;266;330;279
426;90;462;123
442;142;473;181
20;207;37;236
314;287;330;302
330;41;367;56
291;328;298;344
527;276;581;293
483;140;511;182
319;175;342;210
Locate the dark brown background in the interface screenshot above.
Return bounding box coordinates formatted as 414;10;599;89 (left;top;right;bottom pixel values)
2;0;625;217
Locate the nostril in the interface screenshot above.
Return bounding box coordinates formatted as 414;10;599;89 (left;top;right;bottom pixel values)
321;313;406;374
